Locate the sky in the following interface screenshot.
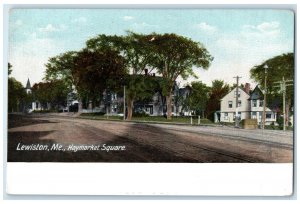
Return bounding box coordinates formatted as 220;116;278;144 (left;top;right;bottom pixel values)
8;9;294;88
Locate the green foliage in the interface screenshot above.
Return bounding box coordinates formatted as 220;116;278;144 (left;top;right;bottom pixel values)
250;53;294;115
32;80;69;110
8;77;27;112
73;48;127;101
132;111;150;117
146;33;213;82
125;74;161;101
250;53;294;87
205;80;230;120
44;51;78;88
189;81;211;116
144;33;213;119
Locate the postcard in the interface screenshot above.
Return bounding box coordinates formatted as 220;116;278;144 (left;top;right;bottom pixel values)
5;7;294;196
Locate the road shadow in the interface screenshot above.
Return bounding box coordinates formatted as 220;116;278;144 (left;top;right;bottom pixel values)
8;114;58;129
7;120;270;162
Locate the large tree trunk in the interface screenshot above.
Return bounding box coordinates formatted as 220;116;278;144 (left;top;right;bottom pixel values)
126;98;134;121
166;92;172;120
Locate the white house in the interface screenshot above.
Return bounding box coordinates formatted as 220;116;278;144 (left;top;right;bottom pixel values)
219;83;277;125
219;86;250;123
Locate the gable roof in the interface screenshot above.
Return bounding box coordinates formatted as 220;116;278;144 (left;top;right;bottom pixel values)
249;85;264;100
221;86;249;101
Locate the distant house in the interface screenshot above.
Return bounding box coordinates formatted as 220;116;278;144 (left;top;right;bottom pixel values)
218;83;277;125
249;85;277;125
81;81;192;117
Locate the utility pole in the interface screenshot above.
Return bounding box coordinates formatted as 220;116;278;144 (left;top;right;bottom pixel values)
233;76;242;128
123;85;126;120
274;77;293;131
262;64;269;129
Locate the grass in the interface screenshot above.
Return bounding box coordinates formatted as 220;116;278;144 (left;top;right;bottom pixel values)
79;113;213;125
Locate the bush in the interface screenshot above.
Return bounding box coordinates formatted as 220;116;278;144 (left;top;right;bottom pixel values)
32;110;53;113
81;112;105;116
132;111;150;117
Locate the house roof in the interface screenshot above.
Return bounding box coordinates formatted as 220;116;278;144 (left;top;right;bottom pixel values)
249;85;264;100
25;78;31;89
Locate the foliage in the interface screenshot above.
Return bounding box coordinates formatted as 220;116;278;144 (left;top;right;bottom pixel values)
205;80;230;120
73;48;127;104
44;51;78;88
32;80;69;110
250;53;294;87
144;33;213;119
86;32;157;120
189;81;211;116
250;53;294;106
250;53;294;126
8;77;27;112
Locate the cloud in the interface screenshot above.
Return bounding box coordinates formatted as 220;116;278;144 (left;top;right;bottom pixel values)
130;22;157;28
123;16;134;21
195;22;217;33
242;21;280;37
72;17;87;24
38;24;67;32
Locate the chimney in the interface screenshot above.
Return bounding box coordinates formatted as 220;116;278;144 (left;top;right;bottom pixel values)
144;69;148;76
244;83;251;95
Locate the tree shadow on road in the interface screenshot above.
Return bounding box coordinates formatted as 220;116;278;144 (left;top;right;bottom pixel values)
7;119;271;162
8;114;58;129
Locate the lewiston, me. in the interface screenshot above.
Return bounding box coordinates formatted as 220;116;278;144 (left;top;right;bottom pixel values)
16;142;126;152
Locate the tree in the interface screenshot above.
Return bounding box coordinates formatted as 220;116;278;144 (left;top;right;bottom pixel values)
205;80;230;121
146;33;213;119
189;81;211;117
86;32;156;120
250;53;294;126
44;51;80;110
32;80;69;110
8;64;27;112
72;48;127;109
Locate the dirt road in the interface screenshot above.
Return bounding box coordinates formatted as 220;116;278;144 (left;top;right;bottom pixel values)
7;114;293;162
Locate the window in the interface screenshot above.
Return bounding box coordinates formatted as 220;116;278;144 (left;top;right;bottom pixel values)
252;100;257;107
228;101;233;108
252;112;257;119
224;112;228;120
259;100;263;107
238;100;242;107
145;106;153;115
234;112;241;120
234;91;241;98
266;113;272;119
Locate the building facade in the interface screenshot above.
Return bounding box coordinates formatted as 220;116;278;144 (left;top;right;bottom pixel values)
219;87;250;123
219;84;277;125
249;86;277;125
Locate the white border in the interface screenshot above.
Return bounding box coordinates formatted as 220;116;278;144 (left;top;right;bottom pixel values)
6;163;293;196
2;1;297;200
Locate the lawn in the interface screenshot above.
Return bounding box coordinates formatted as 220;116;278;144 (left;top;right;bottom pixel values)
79;113;213;125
